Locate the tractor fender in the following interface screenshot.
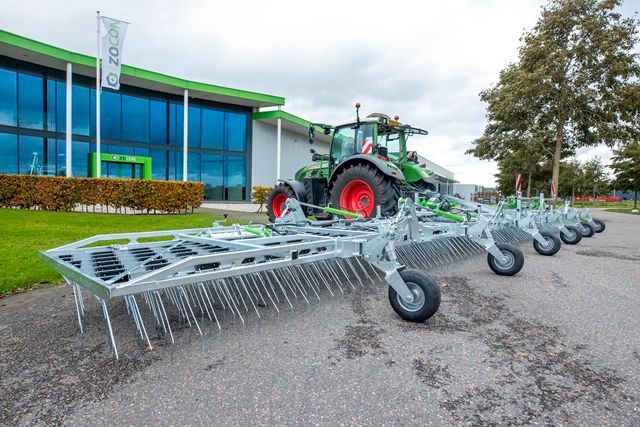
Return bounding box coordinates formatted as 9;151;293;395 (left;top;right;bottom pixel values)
278;179;308;203
329;155;406;187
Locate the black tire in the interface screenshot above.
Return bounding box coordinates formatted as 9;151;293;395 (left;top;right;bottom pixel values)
593;219;606;233
577;222;595;238
330;163;401;218
533;232;561;256
266;183;296;222
388;269;441;322
487;243;524;276
560;226;582;245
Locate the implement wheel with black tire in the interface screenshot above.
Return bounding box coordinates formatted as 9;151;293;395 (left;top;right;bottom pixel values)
577;222;595;238
560;226;582;245
388;269;441;322
533;232;561;256
330;163;401;218
266;183;296;222
593;219;606;233
487;243;524;276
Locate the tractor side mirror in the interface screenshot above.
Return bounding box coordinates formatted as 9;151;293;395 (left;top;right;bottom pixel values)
308;126;315;144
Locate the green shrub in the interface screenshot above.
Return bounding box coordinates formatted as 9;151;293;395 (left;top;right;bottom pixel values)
0;175;204;213
251;186;272;212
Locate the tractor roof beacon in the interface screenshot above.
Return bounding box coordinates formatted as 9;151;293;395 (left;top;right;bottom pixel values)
267;103;437;222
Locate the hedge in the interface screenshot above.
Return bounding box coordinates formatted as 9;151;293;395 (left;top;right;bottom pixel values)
0;175;204;213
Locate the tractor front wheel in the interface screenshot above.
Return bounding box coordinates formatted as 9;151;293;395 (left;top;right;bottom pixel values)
330;163;400;218
266;183;296;222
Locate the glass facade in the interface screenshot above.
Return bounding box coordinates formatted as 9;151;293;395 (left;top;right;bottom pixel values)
0;57;251;200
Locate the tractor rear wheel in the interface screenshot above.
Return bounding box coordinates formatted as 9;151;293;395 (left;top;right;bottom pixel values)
266;183;296;222
330;163;401;218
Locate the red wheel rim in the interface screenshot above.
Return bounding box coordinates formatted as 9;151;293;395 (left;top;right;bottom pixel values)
272;194;288;217
339;179;375;217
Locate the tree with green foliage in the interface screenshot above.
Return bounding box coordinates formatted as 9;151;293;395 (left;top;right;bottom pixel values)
610;141;640;210
468;0;640;200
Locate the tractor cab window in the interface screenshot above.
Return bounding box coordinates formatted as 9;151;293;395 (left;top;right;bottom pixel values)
377;132;401;157
330;123;375;166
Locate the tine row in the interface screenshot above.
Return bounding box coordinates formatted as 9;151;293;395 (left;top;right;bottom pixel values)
67;257;384;359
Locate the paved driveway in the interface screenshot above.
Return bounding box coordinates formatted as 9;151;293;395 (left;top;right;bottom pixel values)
1;210;639;425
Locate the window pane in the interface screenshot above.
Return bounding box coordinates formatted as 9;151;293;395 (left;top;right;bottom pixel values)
56;81;66;132
98;90;121;140
150;100;167;144
47;80;56;132
168;150;183;181
134;146;150;157
42;138;56;176
201;108;223;149
188;152;200;182
19;135;44;174
202;154;223;200
122;95;149;142
225;156;246;201
72;140;90;177
18;73;44;130
108;145;134;155
56;139;66;176
224;112;246;151
0;68;17;126
150;149;167;180
169;103;183;146
0;133;18;174
188;106;200;148
72;85;90;136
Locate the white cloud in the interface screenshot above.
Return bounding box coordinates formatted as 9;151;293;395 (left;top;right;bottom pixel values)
1;0;636;186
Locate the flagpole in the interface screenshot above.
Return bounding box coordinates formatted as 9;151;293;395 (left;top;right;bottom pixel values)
96;11;101;178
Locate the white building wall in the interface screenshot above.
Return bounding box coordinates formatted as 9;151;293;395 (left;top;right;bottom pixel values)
453;184;484;200
251;121;330;187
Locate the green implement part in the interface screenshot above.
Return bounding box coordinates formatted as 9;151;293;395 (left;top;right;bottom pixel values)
324;206;361;219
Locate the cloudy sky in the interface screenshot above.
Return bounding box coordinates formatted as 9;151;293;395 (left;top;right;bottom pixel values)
1;0;637;186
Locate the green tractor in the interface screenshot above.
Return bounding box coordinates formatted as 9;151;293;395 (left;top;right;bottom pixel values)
266;103;437;221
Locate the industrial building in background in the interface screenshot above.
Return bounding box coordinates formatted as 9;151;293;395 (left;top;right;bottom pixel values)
0;29;453;201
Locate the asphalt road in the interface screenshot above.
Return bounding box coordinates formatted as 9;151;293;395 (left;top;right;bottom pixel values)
1;210;639;426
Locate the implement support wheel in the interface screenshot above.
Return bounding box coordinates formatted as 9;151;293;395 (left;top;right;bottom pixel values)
487;243;524;276
533;232;561;256
388;269;441;322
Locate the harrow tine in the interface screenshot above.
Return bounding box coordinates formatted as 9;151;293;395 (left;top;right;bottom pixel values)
199;283;221;330
222;280;244;324
179;287;202;336
155;291;174;343
254;272;280;311
269;270;294;309
294;266;321;301
318;261;344;294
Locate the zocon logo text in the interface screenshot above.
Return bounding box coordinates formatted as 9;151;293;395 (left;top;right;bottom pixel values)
104;21;122;88
111;155;137;162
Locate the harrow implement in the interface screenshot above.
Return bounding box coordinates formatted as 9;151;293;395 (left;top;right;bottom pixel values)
39;197;529;358
418;194;564;257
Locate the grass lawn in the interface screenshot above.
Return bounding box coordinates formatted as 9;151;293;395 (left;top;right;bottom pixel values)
0;209;248;297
